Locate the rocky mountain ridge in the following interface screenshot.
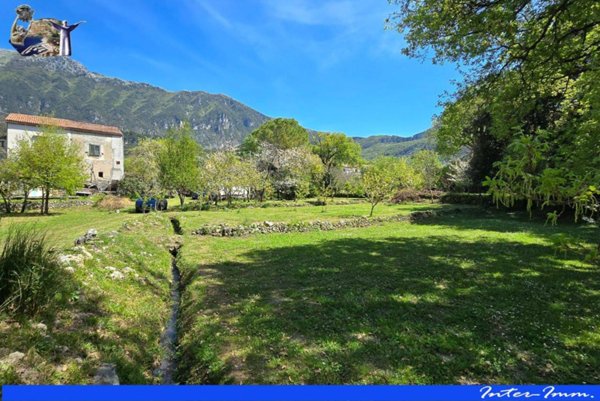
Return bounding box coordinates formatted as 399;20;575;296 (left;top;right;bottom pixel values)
0;49;269;148
0;49;434;156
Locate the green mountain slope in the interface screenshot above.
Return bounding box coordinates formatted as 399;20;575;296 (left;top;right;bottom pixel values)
0;49;434;157
353;128;436;159
0;49;269;148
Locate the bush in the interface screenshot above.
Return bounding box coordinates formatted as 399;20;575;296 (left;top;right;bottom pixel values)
0;227;64;316
175;201;211;212
391;188;422;203
391;189;444;204
441;192;492;205
95;195;132;211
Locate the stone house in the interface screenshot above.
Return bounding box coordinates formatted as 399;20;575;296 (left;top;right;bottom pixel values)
2;113;124;191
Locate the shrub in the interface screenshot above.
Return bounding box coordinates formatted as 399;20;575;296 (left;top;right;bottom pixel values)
0;227;64;316
95;195;132;211
441;192;493;205
392;189;445;204
175;201;212;212
391;188;422;203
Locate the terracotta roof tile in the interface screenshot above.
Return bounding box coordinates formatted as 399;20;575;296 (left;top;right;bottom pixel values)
5;113;123;137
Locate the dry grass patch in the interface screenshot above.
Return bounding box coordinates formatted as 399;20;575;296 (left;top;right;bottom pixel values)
95;195;133;211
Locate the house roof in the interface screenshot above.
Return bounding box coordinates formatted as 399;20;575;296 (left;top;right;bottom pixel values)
5;113;123;137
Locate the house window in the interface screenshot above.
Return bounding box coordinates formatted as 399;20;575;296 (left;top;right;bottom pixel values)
116;161;121;165
98;172;104;178
89;144;101;157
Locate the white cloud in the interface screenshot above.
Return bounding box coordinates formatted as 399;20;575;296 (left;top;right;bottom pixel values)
99;0;404;72
257;0;403;67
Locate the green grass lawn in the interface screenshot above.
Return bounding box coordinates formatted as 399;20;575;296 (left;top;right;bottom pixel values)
0;207;138;248
1;202;598;385
0;210;176;384
177;208;599;384
174;201;444;230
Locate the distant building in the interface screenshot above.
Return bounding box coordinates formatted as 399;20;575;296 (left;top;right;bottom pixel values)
342;166;360;175
2;113;124;190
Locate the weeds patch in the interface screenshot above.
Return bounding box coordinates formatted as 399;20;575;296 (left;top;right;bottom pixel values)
0;214;176;384
0;226;68;317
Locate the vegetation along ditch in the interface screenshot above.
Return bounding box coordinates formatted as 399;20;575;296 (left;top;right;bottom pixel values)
156;218;183;384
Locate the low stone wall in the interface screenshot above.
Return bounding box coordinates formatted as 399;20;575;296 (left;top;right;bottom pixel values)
0;199;94;213
180;198;366;212
192;209;446;237
50;200;95;209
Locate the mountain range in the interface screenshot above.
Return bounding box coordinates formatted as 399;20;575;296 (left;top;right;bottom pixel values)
0;49;433;157
353;129;434;159
0;49;268;149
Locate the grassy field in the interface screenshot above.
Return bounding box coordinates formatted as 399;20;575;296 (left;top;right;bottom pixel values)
176;207;599;384
0;209;176;384
0;207;138;248
1;201;598;385
176;201;443;231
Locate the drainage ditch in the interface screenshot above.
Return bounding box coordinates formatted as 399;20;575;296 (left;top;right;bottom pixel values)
170;217;183;235
156;218;183;384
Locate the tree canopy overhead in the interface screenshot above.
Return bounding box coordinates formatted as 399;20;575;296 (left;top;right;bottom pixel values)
390;0;600;224
389;0;599;80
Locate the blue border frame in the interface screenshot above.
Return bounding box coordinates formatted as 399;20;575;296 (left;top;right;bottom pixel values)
3;385;599;401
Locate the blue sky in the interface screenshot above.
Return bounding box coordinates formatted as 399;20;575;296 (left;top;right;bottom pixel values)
1;0;459;137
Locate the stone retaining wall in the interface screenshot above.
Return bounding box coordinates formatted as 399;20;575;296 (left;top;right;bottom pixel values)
50;200;95;209
0;200;94;213
192;210;444;237
181;199;367;212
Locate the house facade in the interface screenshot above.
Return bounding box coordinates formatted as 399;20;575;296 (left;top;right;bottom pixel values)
2;113;125;190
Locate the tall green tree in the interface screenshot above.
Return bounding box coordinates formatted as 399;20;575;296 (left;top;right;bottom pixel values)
395;157;424;191
410;150;443;201
15;127;86;215
391;0;600;227
389;0;599;84
241;119;312;201
313;133;362;199
244;118;309;150
157;124;203;206
119;139;164;199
